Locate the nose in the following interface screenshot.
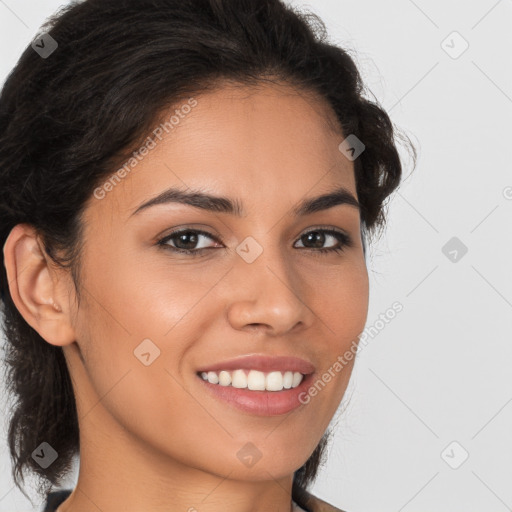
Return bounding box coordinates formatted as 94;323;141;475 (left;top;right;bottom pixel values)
224;243;316;336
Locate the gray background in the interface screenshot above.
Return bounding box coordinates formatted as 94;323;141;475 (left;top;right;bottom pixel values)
0;0;511;510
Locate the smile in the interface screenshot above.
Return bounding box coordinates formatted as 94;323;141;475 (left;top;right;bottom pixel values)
196;370;314;416
198;369;304;391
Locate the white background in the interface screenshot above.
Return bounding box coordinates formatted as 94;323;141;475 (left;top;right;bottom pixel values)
0;1;511;511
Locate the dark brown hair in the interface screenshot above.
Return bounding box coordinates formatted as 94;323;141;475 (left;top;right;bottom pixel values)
0;0;415;509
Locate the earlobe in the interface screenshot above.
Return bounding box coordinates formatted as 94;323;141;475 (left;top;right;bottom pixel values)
3;223;76;347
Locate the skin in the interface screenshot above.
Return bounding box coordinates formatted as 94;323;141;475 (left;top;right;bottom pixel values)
4;81;369;512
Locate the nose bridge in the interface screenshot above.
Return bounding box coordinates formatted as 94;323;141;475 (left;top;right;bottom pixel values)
235;233;296;294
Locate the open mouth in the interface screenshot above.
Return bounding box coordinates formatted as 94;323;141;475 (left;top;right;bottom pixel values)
196;368;306;392
195;369;315;416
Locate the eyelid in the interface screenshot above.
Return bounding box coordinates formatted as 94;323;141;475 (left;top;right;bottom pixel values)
156;225;223;243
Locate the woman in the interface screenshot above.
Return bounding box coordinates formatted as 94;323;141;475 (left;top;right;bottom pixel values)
0;0;415;511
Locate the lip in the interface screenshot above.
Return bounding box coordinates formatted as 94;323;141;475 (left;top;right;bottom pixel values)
196;354;316;375
196;371;315;416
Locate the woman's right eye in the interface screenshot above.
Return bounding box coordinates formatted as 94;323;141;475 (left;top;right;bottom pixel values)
157;229;221;256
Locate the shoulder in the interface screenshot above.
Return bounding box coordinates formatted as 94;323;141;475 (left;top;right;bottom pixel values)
304;491;347;512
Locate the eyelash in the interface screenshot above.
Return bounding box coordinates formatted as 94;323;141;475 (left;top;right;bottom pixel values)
156;227;354;257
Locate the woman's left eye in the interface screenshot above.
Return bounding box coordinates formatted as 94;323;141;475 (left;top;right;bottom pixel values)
294;229;353;254
157;227;353;257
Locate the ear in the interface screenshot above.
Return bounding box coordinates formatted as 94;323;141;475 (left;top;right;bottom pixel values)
2;223;76;346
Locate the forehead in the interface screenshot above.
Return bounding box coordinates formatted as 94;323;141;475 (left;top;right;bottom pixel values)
87;81;356;222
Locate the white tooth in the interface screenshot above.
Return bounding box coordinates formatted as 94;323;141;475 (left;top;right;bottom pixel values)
231;369;248;388
283;371;293;389
201;372;208;380
247;370;266;390
266;371;284;391
218;370;231;386
207;371;219;384
292;372;303;388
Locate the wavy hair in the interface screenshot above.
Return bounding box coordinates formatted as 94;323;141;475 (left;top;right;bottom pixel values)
0;0;416;509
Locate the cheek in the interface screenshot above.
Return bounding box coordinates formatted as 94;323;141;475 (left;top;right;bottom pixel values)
305;260;369;416
312;257;370;342
73;264;223;466
88;244;215;343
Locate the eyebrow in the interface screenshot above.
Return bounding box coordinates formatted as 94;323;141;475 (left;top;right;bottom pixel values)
129;185;360;218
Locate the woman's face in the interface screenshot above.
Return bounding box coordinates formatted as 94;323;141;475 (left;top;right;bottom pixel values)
61;82;369;484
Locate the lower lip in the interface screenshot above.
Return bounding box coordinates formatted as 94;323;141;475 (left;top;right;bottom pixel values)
196;372;314;416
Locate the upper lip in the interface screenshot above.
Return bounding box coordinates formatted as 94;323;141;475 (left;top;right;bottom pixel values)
196;354;315;375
